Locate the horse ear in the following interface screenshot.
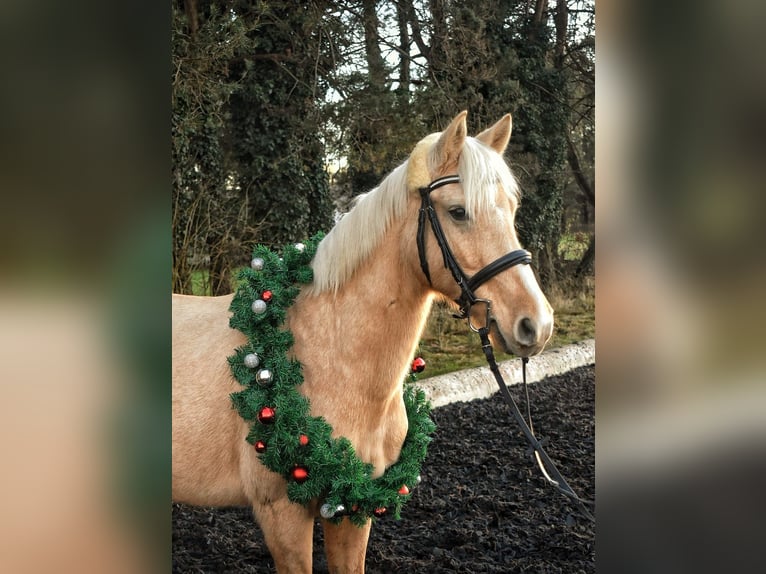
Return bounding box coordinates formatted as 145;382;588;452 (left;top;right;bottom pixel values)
476;114;512;154
431;110;468;171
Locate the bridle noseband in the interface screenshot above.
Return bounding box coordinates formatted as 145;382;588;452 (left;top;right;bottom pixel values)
416;174;595;522
417;174;531;329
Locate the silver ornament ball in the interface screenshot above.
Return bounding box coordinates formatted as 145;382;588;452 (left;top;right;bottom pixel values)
250;257;265;271
320;503;345;519
243;353;260;369
251;299;267;314
294;242;305;253
255;369;273;385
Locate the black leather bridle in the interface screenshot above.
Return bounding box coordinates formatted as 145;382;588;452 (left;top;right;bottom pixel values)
417;174;532;330
417;174;595;522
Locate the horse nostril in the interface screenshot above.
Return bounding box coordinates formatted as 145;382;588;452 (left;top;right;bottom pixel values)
516;317;537;345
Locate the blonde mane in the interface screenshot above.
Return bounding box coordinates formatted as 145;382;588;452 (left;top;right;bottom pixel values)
309;135;521;294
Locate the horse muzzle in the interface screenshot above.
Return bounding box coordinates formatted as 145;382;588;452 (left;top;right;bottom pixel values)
488;309;553;358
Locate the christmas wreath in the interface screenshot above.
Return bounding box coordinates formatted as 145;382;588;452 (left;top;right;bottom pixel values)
228;233;436;526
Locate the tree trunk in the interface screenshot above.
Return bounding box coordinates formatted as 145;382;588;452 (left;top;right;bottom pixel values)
536;244;558;290
429;0;448;80
529;0;548;42
575;235;595;277
362;0;387;89
554;0;568;65
183;0;199;38
396;0;411;95
533;0;548;25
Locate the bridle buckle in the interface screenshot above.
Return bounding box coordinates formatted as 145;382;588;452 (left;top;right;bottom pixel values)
465;298;492;333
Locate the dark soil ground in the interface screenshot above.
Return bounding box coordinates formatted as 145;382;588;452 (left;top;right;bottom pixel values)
173;364;595;573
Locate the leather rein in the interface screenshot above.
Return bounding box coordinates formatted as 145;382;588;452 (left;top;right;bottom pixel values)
417;175;595;522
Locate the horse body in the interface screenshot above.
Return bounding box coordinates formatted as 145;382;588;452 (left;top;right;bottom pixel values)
173;111;554;573
172;293;250;507
173;219;433;571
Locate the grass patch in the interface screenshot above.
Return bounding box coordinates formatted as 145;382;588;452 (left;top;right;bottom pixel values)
190;268;247;296
417;286;594;378
190;270;210;296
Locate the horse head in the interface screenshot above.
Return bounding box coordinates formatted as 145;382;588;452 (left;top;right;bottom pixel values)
406;111;554;357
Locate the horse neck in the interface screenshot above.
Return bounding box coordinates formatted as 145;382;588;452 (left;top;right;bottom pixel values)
292;219;432;404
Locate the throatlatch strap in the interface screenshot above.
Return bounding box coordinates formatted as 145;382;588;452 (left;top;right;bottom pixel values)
478;328;595;522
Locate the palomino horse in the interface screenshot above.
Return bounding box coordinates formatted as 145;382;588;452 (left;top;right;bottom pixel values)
172;111;554;573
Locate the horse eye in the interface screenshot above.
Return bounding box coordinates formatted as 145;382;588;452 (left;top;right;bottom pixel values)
448;206;468;221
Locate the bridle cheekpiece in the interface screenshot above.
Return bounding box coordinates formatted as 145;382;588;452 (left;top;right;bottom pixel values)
416;174;531;330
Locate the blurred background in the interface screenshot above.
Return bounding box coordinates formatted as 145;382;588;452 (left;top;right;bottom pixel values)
0;0;763;572
596;0;766;571
0;0;169;572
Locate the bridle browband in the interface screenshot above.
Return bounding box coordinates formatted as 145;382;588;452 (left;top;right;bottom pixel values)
417;174;595;522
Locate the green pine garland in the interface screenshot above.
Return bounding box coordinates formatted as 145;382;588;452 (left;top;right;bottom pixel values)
228;233;436;526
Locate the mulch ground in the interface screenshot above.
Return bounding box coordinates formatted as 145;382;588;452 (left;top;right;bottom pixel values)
173;364;595;573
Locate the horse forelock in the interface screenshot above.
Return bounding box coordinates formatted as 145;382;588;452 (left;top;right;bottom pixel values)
415;131;520;215
455;137;520;217
309;133;520;295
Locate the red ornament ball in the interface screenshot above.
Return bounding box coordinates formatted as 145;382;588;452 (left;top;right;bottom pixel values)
373;507;387;517
291;466;309;483
261;290;273;302
398;484;410;495
254;440;267;453
299;434;310;446
411;357;426;373
257;406;276;424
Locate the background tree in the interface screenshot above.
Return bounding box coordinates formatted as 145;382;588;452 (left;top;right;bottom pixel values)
173;0;340;295
172;0;256;295
226;0;337;249
559;0;595;278
512;2;572;285
172;0;595;294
